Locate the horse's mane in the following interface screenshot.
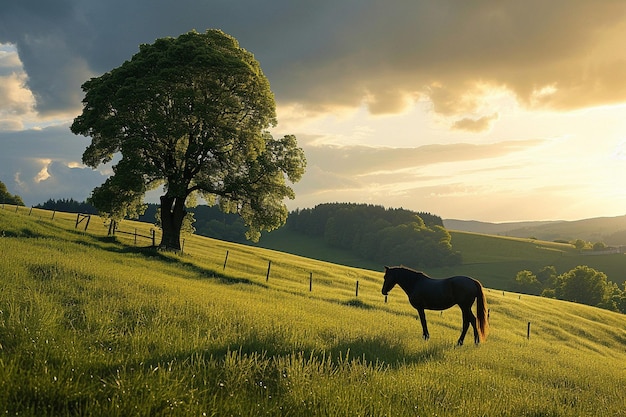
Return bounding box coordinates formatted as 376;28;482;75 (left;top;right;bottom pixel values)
392;265;429;278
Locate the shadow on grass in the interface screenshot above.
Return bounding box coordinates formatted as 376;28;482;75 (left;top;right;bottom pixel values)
342;298;375;309
93;238;267;288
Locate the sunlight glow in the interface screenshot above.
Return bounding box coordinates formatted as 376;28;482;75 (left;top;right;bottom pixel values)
34;159;52;182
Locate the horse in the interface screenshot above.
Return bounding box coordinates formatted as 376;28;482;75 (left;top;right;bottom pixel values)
381;266;489;345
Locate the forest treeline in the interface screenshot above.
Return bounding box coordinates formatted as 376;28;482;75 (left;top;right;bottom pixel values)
286;203;461;268
35;198;98;214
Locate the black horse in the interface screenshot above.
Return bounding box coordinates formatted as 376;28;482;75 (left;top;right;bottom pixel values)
382;266;489;345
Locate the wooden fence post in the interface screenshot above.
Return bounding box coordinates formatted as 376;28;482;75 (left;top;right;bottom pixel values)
29;207;33;216
355;280;359;297
309;272;312;292
134;229;138;245
527;322;531;340
223;250;229;270
266;260;271;282
151;229;156;246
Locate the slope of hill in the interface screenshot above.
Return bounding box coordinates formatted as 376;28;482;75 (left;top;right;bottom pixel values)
255;226;626;294
445;215;626;245
1;206;625;416
0;206;626;416
443;219;563;235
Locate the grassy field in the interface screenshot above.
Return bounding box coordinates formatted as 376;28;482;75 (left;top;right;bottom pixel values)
254;226;626;291
1;206;625;416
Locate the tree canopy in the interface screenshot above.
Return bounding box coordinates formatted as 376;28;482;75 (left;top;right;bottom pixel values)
286;203;461;268
513;264;625;313
71;30;306;249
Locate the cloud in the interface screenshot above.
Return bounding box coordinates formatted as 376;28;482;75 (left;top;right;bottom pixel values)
0;125;106;205
283;138;546;212
2;1;626;222
1;1;626;120
303;139;545;177
451;113;499;132
0;45;36;129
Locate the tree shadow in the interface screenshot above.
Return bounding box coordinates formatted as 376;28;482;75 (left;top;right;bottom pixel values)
91;238;267;287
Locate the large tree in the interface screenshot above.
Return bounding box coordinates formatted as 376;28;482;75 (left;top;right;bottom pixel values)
71;30;306;250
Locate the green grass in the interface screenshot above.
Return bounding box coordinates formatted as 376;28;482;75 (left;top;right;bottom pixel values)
0;206;625;416
255;226;626;291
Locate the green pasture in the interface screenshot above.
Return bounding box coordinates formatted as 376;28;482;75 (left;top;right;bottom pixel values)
0;206;625;416
255;226;626;291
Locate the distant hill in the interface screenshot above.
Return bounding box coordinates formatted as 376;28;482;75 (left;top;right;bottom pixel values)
444;215;626;245
443;219;561;235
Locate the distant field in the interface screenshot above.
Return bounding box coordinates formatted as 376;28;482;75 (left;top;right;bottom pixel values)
1;205;624;416
254;226;626;291
445;215;626;245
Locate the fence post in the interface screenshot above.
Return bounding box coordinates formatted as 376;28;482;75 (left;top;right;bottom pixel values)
84;215;90;231
223;250;229;270
527;322;531;340
51;210;56;220
355;280;359;297
75;213;80;229
134;228;137;245
151;229;156;246
29;207;33;216
309;272;312;292
266;260;271;282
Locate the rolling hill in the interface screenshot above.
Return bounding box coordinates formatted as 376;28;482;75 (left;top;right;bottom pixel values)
0;205;625;416
444;215;626;245
254;225;626;293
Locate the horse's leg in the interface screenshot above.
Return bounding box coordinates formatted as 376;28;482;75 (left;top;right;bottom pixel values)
470;310;479;344
417;308;430;340
457;307;471;346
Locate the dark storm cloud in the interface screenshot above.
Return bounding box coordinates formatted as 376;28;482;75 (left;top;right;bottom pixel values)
2;0;626;117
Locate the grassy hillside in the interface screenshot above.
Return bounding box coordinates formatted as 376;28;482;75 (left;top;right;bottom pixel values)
445;215;626;245
1;206;625;416
255;226;626;292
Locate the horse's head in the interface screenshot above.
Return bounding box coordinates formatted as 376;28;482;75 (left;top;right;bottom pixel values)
381;266;397;295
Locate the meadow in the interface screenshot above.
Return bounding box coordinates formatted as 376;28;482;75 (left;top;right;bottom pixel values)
0;205;625;416
255;226;626;292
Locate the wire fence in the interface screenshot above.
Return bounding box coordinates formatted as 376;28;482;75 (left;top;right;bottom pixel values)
0;203;378;299
0;203;160;247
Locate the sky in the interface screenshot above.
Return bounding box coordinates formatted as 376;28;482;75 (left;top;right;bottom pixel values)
1;0;626;222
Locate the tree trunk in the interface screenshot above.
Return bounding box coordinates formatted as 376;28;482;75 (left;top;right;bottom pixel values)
159;195;186;251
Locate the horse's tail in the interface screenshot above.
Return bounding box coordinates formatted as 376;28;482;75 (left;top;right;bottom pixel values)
474;280;489;342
